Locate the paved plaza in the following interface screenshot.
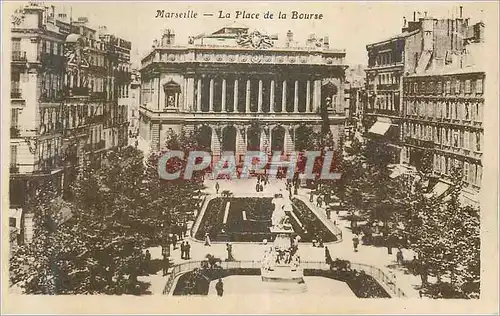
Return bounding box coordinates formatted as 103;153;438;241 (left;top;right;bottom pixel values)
141;178;423;297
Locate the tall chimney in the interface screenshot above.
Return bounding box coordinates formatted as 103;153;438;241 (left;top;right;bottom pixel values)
413;11;416;21
460;6;463;18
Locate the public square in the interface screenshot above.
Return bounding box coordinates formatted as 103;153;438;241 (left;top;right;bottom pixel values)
140;178;422;297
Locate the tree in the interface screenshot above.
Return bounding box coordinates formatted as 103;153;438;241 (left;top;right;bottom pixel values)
408;166;480;298
10;147;152;294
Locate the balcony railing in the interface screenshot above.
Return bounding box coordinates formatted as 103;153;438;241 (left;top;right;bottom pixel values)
11;88;22;99
405;137;435;149
38;157;59;172
10;165;19;174
10;127;20;138
95;140;106;150
12;51;27;62
90;91;106;100
68;87;90;97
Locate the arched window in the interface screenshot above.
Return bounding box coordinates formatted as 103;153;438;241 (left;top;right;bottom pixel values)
163;80;181;110
321;82;338;110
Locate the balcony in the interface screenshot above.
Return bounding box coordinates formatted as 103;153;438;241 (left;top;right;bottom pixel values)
10;165;19;174
67;87;90;97
12;51;27;62
10;127;20;138
90;91;106;100
87;114;105;124
405;137;435;149
11;88;22;99
95;140;106;151
38;157;58;172
39;53;65;69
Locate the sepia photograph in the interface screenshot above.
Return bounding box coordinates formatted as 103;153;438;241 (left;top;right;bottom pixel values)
2;1;498;314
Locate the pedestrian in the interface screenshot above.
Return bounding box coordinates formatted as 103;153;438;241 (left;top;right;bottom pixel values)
317;196;323;207
325;246;332;265
309;190;314;202
172;234;178;250
259;183;263;192
420;261;429;286
144;250;151;274
255;182;260;192
186;242;191;259
326;208;331;220
162;253;170;276
396;248;404;266
182;222;188;238
215;181;220;194
215;278;224;296
226;243;235;261
352;235;359;252
180;241;186;259
411;255;419;275
205;233;211;246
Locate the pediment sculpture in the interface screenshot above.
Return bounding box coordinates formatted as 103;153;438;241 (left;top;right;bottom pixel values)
237;30;274;49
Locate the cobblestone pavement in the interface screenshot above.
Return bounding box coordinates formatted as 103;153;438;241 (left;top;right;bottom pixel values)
143;178;423;297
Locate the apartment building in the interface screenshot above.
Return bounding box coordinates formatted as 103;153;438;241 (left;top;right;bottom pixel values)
401;24;485;207
363;9;477;165
9;3;131;244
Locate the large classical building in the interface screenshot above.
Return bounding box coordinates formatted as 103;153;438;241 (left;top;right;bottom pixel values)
9;3;131;245
138;24;347;163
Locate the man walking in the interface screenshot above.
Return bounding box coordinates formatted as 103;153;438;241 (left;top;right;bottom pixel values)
205;233;211;246
396;248;404;266
144;250;151;274
215;279;224;297
215;181;220;194
185;241;191;259
180;241;186;259
352;235;360;252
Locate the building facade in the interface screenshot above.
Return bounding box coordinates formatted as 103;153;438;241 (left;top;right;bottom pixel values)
9;3;131;244
363;10;477;164
128;70;141;145
139;25;347;162
401;24;485;207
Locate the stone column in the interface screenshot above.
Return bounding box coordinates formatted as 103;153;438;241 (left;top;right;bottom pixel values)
209;78;214;112
294;80;299;113
270;80;275;113
234;79;239;113
306;80;311;113
258;79;263;113
246;79;251;113
222;78;227;112
313;80;321;113
187;77;195;112
196;78;202;112
282;80;287;113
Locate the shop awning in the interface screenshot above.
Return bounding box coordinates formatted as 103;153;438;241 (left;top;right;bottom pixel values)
368;121;392;135
9;208;22;230
432;181;450;197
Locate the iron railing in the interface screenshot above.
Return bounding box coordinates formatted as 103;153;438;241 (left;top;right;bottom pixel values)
12;51;27;61
162;260;407;298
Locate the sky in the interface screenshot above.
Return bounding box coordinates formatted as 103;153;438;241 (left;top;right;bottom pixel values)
42;1;489;66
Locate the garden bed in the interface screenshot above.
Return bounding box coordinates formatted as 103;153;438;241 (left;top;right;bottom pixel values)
194;197;337;243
